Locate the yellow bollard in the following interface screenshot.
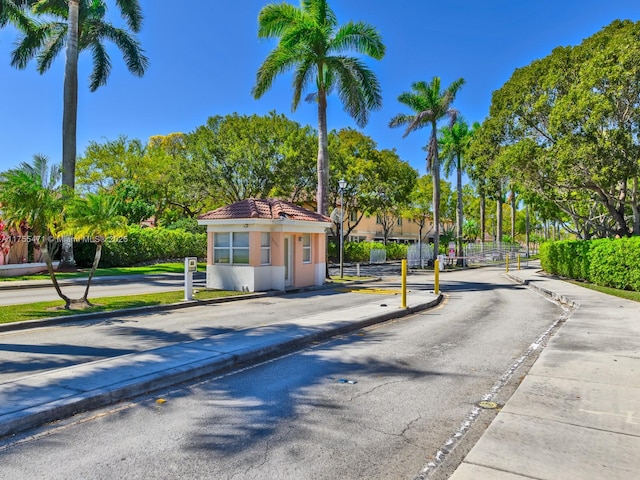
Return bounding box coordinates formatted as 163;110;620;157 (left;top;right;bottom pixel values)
517;254;521;270
401;259;407;308
506;254;509;273
434;259;440;295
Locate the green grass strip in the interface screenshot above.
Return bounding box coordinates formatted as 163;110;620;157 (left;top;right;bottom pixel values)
568;280;640;303
0;289;244;325
0;262;207;282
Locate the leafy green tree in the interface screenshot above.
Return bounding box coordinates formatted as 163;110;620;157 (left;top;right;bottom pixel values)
486;20;640;238
111;180;154;224
252;0;385;216
390;76;465;259
327;128;378;237
11;0;147;265
146;133;209;221
77;135;146;192
362;149;417;244
61;192;128;307
269;123;317;203
187;112;316;206
463;219;479;242
439;118;473;257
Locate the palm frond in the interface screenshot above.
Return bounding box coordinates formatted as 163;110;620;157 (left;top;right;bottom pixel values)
115;0;142;32
99;23;148;79
302;0;336;28
32;0;67;19
253;46;300;100
10;22;55;69
291;56;315;109
88;39;110;90
328;55;382;127
35;21;66;72
330;21;385;60
257;2;303;39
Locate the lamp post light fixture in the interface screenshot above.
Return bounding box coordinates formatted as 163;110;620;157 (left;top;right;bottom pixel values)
338;179;347;278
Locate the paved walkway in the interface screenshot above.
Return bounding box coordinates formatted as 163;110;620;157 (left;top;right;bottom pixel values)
449;264;640;480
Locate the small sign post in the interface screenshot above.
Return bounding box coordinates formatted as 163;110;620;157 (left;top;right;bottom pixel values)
184;257;197;301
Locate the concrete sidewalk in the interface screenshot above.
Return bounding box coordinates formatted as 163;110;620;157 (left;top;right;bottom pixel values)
0;283;441;439
448;264;640;480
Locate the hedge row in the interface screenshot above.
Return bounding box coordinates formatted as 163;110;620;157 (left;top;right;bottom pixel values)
74;226;206;268
540;237;640;291
328;241;409;263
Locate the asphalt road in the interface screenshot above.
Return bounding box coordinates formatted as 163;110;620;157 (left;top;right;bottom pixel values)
0;273;206;306
0;267;563;479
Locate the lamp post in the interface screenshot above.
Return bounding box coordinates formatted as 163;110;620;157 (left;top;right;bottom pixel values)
338;179;347;278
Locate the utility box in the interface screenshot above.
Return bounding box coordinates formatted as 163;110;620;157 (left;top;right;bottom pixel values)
184;257;197;300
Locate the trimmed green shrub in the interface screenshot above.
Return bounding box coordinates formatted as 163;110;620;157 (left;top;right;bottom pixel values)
589;237;640;291
540;240;592;280
74;226;206;268
385;242;408;260
542;237;640;291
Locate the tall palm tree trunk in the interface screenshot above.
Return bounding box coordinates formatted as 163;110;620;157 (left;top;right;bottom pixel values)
431;129;440;261
456;156;463;259
480;192;486;249
41;242;71;309
510;189;516;240
81;242;102;304
497;196;503;244
316;90;329;216
60;0;79;269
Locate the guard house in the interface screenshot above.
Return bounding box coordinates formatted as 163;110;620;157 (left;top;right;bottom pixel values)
197;199;332;292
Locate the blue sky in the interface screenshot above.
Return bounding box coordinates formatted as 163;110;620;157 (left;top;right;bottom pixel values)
1;0;639;178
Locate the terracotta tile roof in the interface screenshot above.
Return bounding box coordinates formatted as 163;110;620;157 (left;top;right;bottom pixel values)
198;199;331;223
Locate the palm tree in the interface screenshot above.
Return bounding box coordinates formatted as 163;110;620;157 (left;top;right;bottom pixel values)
389;76;465;260
252;0;385;216
17;153;62;189
11;0;147;267
61;192;127;306
439;118;473;259
0;164;71;304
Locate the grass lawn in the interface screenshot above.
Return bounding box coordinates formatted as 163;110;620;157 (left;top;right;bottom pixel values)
568;280;640;303
0;262;207;282
0;289;245;325
329;275;374;283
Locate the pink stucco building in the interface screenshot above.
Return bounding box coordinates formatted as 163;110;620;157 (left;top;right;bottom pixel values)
197;199;332;292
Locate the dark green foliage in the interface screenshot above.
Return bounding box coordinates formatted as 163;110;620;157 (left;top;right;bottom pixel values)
589;238;640;291
113;181;155;224
74;226;206;268
541;238;640;291
329;240;408;263
163;217;206;235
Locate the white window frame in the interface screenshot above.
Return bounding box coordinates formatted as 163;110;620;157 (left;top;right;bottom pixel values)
260;232;271;265
214;232;249;265
302;233;311;263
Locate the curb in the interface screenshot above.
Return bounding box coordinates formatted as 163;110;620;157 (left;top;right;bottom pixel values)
505;271;580;309
0;293;443;439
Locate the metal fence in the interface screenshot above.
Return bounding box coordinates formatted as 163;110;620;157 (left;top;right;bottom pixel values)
407;243;434;268
464;242;527;267
369;248;387;264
